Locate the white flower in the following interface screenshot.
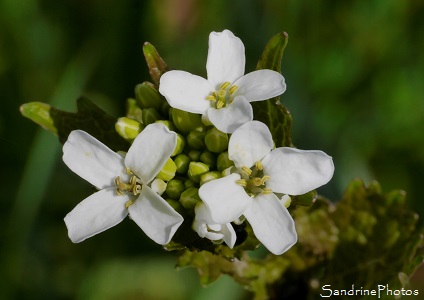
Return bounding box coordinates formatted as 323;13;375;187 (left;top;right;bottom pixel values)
192;203;236;248
62;123;184;245
159;29;286;133
198;121;335;254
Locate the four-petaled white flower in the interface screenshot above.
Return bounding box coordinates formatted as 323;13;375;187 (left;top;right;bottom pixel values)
192;203;236;248
62;123;184;245
198;121;335;255
159;29;286;133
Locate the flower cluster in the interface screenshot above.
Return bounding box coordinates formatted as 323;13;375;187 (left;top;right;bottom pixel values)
63;30;334;255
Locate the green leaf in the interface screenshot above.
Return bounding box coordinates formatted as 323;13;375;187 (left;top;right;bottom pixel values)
251;32;293;147
21;96;130;151
143;42;169;87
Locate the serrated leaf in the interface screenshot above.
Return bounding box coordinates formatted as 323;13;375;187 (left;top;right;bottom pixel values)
143;42;169;87
21;97;130;151
251;32;293;147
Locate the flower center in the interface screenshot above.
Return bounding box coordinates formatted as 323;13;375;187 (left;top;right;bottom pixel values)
205;81;238;109
115;168;141;208
235;161;272;197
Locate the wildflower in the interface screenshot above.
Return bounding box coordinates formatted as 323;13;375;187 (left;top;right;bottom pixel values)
62;123;183;244
159;30;286;133
199;121;334;254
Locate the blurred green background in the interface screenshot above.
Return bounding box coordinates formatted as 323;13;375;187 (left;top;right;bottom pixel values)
1;0;423;299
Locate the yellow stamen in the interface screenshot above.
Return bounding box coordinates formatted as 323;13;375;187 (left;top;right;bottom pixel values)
125;200;134;208
236;179;247;187
262;188;273;194
206;95;216;101
255;161;263;170
216;100;225;109
220;81;231;90
261;175;270;185
126;168;134;175
241;166;252;176
229;85;238;95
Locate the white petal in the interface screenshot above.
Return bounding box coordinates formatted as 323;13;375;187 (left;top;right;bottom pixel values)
233;70;286;102
262;148;335;195
62;130;128;189
206;30;245;89
128;185;183;245
244;193;297;255
125;123;176;185
207;96;253;133
221;223;237;248
198;173;252;224
159;70;213;114
64;187;130;243
228;121;273;168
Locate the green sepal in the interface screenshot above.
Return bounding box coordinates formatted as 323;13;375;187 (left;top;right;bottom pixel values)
188;162;209;183
290;190;317;207
165;179;185;200
20;102;57;134
125;98;143;122
156;158;177;181
187;130;206;150
142;42;169;87
179;187;201;210
171;108;204;134
251;32;293;147
174;154;190;174
205;127;228;153
115;117;144;141
142;108;161;126
20;97;130;151
134;81;165;111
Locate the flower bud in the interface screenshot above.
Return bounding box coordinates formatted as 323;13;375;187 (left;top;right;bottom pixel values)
171;133;185;156
126;98;143;122
174;154;190;174
150;178;167;195
171;108;204;134
156;158;177;181
200;171;222;186
160;101;171;117
155;120;176;131
135;82;165;111
184;179;196;189
179;187;201;210
188;162;209;183
166;179;185;199
187;130;206;150
217;151;234;172
166;199;184;215
115;117;144;141
200;151;217;168
205;127;228;153
188;150;201;162
142;108;162;126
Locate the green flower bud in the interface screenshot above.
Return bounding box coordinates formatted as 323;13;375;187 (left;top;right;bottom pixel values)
188;162;209;183
179;187;201;210
174;154;190;174
142;108;162;126
184;179;196;189
166;179;185;199
200;171;222;186
217;151;234;172
135;82;165;111
205;127;228;153
166;199;184;215
156;158;177;181
171;108;203;134
115;117;144;141
155;120;176;131
187;130;206;150
171;134;185;156
188;150;201;162
200;151;217;168
160;101;171;117
126;98;143;122
150;178;167;195
142;42;169;87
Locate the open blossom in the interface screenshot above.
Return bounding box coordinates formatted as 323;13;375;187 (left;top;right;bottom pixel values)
192;203;236;248
159;29;286;133
198;121;334;254
62;123;183;244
